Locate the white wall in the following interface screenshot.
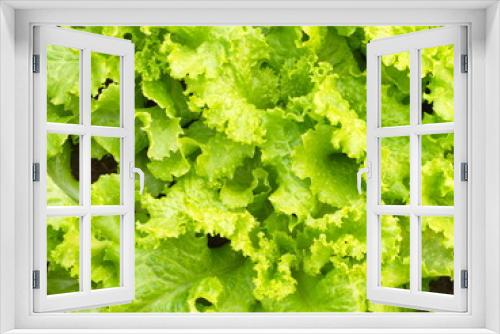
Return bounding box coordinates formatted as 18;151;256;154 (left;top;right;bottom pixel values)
0;2;16;333
485;2;500;333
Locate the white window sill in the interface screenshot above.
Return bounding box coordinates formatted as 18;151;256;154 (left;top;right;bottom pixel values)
3;330;498;334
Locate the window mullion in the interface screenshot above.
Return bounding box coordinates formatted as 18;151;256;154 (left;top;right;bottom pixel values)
80;48;92;293
409;48;421;293
375;205;454;216
373;123;454;138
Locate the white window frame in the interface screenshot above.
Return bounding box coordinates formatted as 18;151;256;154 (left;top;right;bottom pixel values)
32;26;136;312
0;1;499;333
366;26;468;312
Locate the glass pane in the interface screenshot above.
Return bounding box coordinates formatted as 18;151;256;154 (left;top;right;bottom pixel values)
91;52;121;127
380;51;410;127
380;136;410;205
47;216;80;295
91;137;121;205
46;45;80;124
91;216;121;289
47;134;80;206
380;215;410;289
421;45;454;124
421;216;454;294
421;133;454;206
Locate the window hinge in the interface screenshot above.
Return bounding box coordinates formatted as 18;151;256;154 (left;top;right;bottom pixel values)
460;162;468;182
461;269;468;289
32;270;40;289
32;54;40;73
32;163;40;182
461;54;468;73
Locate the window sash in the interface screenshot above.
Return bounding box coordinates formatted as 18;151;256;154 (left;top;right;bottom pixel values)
32;26;135;312
366;26;468;312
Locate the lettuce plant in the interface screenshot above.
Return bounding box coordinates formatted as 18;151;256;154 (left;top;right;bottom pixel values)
45;26;455;312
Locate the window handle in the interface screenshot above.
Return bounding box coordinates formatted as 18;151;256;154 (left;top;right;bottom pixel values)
129;162;145;194
357;163;371;194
